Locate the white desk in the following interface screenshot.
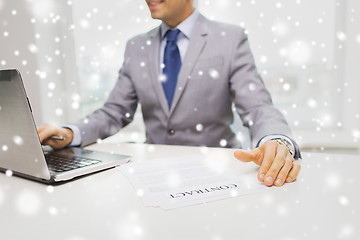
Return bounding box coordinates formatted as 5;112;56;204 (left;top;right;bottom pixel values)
0;143;359;240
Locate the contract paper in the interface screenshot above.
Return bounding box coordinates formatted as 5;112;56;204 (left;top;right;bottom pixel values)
117;154;268;210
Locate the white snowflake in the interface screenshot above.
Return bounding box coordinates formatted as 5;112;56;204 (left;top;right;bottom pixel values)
5;169;13;177
352;129;360;139
248;83;256;91
277;204;288;216
72;102;79;109
230;190;238;197
147;145;155;152
262;194;274;205
48;82;56;90
307;98;318;108
219;139;227;147
136;189;144;196
196;123;203;132
260;55;267;63
55;108;63;116
271;21;289;37
13;135;24;145
236;131;245;142
158;73;167;82
209;69;219;79
338;224;353;238
338;195;349;206
283;83;291;91
336;31;346;41
80;19;89;29
286;41;312;65
200;146;208;154
1;145;7;152
48;206;58;216
47;186;54;193
325;173;342;189
38;71;47;79
28;44;38;53
16;191;41;216
166;173;181;187
131;132;139;140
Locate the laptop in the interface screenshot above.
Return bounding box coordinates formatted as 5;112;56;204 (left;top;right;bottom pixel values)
0;69;131;184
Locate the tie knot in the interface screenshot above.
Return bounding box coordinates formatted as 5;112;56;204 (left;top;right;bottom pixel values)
166;29;180;42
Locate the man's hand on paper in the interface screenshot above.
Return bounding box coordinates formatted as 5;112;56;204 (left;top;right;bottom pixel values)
233;140;301;187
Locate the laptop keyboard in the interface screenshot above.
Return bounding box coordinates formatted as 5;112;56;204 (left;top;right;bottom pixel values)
46;155;101;173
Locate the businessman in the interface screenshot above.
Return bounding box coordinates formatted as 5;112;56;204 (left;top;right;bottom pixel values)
38;0;301;187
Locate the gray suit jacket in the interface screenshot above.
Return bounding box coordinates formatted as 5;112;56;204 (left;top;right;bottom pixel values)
74;14;299;155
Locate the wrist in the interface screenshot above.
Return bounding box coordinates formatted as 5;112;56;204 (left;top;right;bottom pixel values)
273;138;295;157
62;127;74;144
257;134;296;158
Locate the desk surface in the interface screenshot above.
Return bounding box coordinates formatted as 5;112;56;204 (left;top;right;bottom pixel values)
0;143;359;240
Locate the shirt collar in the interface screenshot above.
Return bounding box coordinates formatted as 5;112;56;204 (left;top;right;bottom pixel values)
160;9;199;40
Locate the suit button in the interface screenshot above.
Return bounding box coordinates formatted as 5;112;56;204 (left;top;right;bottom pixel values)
168;129;175;136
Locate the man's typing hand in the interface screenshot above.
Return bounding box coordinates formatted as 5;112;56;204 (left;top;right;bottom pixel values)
233;140;301;187
37;124;74;150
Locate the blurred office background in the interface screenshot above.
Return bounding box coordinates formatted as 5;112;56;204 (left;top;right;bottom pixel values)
0;0;359;153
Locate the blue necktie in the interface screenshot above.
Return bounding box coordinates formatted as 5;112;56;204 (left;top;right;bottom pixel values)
162;29;181;109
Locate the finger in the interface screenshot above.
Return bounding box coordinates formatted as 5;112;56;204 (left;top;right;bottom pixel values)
285;161;301;183
38;125;59;143
257;141;277;182
43;139;67;150
37;124;49;135
38;129;55;143
273;153;294;187
233;148;262;164
264;143;288;186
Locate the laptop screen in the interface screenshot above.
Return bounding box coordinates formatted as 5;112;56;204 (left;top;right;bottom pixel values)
0;70;51;180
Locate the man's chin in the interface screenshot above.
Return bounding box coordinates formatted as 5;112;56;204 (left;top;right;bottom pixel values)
149;12;163;20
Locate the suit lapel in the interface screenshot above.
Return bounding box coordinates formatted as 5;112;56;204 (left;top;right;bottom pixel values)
169;15;208;116
147;27;170;117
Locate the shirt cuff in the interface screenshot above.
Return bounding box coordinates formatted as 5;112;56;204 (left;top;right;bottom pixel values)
257;134;296;158
63;125;82;147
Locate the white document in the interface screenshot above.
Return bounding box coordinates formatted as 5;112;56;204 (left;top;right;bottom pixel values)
118;154;267;209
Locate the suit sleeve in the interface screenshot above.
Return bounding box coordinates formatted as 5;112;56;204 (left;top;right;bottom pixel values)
229;28;300;156
72;41;138;147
